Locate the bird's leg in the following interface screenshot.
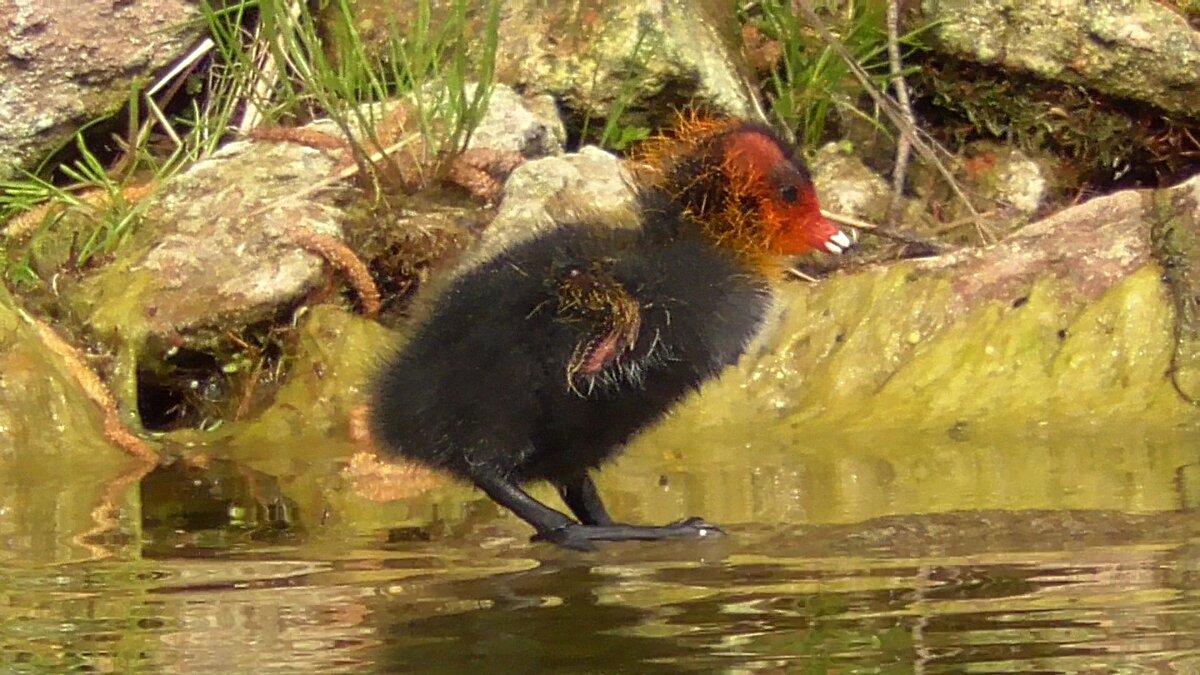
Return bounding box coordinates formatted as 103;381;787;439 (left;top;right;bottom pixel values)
473;472;577;535
556;472;614;526
474;473;724;551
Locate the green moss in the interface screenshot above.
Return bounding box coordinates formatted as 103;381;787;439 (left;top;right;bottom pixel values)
913;58;1200;192
745;0;899;147
218;304;394;456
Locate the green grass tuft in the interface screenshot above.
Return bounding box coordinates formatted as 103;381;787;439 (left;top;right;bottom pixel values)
1;0;502;283
746;0;927;148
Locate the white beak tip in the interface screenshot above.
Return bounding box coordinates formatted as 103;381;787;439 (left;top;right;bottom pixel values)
825;229;852;254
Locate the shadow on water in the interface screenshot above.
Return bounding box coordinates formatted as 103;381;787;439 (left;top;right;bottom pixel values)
2;426;1200;673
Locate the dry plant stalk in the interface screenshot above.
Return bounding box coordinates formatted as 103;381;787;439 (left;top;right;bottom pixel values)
791;0;989;242
249;125;351;151
885;0;915;226
445;148;526;204
287;229;382;318
823;210;943;251
70;461;156;560
4;182;156;240
18;309;158;463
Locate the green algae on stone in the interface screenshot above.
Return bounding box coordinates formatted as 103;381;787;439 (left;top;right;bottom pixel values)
192;304;394;458
652;177;1200;437
64;140;346;344
342;0;759;127
0;286;146;563
1151;176;1200;404
48;139;348;425
768;266;1191;433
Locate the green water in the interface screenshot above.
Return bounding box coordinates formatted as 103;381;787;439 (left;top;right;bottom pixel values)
2;425;1199;673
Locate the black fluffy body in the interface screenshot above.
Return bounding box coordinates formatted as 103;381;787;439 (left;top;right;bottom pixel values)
370;192;773;549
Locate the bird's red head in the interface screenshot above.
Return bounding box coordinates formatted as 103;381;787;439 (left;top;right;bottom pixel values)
633;115;851;266
718;125;851;257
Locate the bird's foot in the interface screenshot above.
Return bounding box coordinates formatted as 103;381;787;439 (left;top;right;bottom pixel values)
533;517;725;551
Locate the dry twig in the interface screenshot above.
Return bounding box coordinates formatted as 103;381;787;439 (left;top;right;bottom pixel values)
791;0;990;242
823;210;945;252
70;461;157;559
885;0;915;226
4;182;156;240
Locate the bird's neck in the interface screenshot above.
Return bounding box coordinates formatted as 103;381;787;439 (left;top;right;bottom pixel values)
636;188;786;282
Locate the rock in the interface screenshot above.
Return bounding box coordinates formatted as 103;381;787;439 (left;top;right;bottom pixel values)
497;0;760;119
204;305;448;514
1153;174;1200;403
65;138;348;343
0;0;204;180
461;145;638;269
811;143;895;226
223;304;394;453
808;143;931;258
905;142;1056;242
351;0;762;125
915;0;1200;115
18;82;566;428
960;142;1051;217
465;84;565;158
516;0;758;118
0;286;143;563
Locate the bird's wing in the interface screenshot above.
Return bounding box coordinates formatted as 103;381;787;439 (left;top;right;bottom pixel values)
548;258;643;396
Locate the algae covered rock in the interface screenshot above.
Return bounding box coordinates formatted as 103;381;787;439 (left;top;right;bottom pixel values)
0;287;145;563
67;139;348;343
494;0;761;119
662;174;1200;435
349;0;762;124
916;0;1200;115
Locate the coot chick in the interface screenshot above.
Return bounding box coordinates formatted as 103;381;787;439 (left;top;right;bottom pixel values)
370;117;849;550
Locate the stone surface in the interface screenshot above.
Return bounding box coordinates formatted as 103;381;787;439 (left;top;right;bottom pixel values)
0;0;204;180
460;145;638;270
494;0;760;119
351;0;762;125
66;139;348;343
0;286;143;563
811;143;895;226
465;84;565;158
58;82;562;344
917;0;1200;114
962;143;1050;216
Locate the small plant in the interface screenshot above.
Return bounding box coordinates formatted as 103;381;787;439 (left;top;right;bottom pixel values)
226;0;501;184
745;0;924;148
0;132;149;283
579;15;655;152
1;0;503;285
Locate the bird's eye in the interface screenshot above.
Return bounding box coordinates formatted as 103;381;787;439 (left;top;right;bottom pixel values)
779;185;799;204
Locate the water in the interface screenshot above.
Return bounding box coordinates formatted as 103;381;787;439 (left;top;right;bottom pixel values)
2;426;1199;673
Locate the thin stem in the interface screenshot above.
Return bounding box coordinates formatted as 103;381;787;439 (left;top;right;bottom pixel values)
885;0;914;227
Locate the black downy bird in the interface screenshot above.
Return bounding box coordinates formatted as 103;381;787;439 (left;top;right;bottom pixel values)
370;116;850;550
